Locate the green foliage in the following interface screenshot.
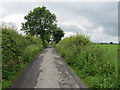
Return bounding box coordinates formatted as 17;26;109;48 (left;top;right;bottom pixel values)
21;6;57;47
2;28;43;88
21;6;64;47
52;27;64;44
56;34;118;88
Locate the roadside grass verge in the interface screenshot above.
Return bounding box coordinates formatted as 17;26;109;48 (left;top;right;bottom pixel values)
56;34;118;88
2;28;44;88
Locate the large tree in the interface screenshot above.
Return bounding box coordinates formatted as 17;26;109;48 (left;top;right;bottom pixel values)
21;6;57;46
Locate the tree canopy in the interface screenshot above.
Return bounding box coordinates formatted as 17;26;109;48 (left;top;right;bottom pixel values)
52;26;64;44
21;6;64;46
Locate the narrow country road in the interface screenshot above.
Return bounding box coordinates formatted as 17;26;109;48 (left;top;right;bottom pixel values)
11;47;86;88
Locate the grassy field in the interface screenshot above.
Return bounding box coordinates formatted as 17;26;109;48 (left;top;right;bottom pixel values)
56;34;119;88
96;44;118;73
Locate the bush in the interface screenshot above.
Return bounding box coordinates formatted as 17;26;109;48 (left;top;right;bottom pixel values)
2;28;43;88
56;34;118;88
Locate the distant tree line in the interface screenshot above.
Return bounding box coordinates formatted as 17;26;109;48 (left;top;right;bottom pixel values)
94;42;119;45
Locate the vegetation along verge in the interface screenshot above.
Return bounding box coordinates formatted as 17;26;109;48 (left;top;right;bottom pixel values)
56;34;119;88
2;27;44;88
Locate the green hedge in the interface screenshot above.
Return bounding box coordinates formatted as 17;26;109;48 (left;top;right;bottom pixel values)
2;28;44;88
56;34;118;88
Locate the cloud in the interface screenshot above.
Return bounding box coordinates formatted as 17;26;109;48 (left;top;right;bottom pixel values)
64;32;76;38
0;2;118;43
72;3;118;36
59;16;95;33
0;14;25;29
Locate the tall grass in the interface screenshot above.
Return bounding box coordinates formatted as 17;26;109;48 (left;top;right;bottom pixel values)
2;28;44;88
56;34;118;88
0;28;2;90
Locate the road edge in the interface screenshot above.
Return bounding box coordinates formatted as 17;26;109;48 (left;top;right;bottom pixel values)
53;47;88;89
10;48;47;88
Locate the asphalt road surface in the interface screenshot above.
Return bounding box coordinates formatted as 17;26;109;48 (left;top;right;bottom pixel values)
11;47;86;88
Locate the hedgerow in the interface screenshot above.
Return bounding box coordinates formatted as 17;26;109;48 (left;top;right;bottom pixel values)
2;28;43;88
56;34;118;88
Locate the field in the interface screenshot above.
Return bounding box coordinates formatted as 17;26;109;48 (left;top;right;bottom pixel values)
56;34;119;88
96;44;118;73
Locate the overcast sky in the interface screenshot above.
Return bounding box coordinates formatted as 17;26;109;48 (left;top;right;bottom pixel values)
0;1;118;43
